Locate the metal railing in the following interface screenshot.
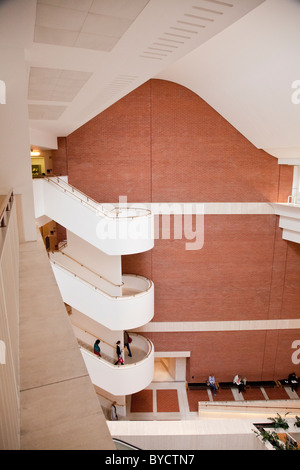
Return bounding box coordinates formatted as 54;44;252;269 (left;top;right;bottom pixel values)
78;331;153;369
0;189;13;228
52;245;124;288
49;255;153;300
288;194;300;205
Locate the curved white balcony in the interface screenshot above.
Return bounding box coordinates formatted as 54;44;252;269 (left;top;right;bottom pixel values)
79;333;154;396
33;177;154;255
49;251;154;330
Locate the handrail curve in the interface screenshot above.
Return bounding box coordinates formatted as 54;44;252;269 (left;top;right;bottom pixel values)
80;333;153;369
49;256;153;300
53;246;124;288
73;323;153;363
72;321;115;350
44;176;152;219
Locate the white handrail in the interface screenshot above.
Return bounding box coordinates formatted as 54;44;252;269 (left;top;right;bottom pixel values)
49;257;153;300
52;246;124;288
80;333;153;369
44;176;152;219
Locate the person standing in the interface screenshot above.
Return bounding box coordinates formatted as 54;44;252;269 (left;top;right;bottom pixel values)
110;401;118;421
124;331;132;357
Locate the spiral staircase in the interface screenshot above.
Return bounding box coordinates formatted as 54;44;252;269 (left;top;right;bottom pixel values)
33;176;155;398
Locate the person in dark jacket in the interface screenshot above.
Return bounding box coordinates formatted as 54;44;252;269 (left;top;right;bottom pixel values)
124;331;132;357
288;372;298;392
115;341;123;365
93;339;101;357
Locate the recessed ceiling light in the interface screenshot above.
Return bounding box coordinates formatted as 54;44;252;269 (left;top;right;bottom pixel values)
204;0;233;7
170;26;198;34
177;21;206;28
192;6;223;15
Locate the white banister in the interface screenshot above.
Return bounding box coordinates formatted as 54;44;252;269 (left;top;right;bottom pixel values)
80;334;154;395
50;259;154;330
32;178;154;255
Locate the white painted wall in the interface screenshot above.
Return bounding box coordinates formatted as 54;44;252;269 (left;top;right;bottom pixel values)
0;0;37;242
65;230;122;290
0;201;20;449
50;260;154;330
33;178;154;255
108;419;266;450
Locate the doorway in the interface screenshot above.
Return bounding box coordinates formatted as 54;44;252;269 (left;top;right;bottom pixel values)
153;356;187;382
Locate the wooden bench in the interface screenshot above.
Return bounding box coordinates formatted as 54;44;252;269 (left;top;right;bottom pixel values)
187;382;209;391
187;380;280;391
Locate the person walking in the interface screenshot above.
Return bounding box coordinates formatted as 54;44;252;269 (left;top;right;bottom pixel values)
124;331;132;357
93;339;101;357
115;340;124;365
110;401;118;421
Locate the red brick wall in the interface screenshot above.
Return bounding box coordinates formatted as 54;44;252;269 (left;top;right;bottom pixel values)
66;83;152;203
144;329;300;382
123;215;300;323
66;79;292;204
60;79;299;382
52;136;68;176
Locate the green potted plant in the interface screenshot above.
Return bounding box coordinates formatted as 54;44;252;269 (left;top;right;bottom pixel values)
268;413;290;430
254;429;284;450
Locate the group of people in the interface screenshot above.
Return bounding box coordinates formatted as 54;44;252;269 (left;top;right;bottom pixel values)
115;331;133;365
206;374;247;396
206;374;246;395
93;331;133;365
208;372;299;395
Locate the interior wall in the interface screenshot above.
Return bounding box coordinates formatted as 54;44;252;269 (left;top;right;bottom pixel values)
65;230;122;292
0;0;36;242
60;78;299;383
0;202;20;449
65;79;293;204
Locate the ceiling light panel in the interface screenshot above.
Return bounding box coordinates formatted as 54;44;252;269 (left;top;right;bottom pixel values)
28;104;66;120
37;0;94;12
28;67;92;102
89;0;149;20
34;0;150;51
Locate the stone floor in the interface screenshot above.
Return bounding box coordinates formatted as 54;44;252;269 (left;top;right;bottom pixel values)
125;380;300;421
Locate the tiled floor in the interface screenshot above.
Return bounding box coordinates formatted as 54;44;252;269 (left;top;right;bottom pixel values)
126;382;300;421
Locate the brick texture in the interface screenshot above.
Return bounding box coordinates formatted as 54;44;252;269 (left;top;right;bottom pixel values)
144;329;300;383
52;137;68;176
62;79;293;204
52;79;299;383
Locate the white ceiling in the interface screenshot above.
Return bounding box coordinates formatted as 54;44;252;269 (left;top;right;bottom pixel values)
5;0;300;160
156;0;300;160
